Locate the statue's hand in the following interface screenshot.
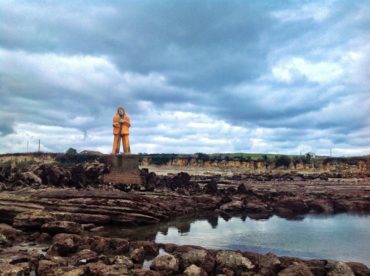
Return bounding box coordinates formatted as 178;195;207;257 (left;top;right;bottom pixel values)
119;118;124;123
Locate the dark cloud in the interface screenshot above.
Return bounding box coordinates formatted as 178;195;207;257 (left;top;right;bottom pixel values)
0;0;369;155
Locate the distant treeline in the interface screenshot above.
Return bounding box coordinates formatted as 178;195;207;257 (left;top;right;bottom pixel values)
0;151;368;168
140;153;368;167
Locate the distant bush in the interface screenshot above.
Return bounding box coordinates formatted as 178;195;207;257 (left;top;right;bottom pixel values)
149;154;176;165
66;148;77;155
195;153;210;161
274;155;291;168
262;155;269;162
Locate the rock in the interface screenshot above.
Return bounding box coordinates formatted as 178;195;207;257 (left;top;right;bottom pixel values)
0;233;10;246
0;262;28;275
81;223;95;231
259;252;281;274
131;240;159;256
130;246;145;263
33;164;71;186
21;171;42;186
86;236;111;254
150;254;179;274
237;184;247;194
326;261;355;276
220;200;244;212
37;259;59;275
57;267;87;276
86;262;129;275
110;238;130;254
9;254;30;265
49;233;81;256
303;260;326;276
112;255;134;268
346;262;370;276
132;269;162;276
204;179;218;194
0;224;24;242
177;248;215;273
170;172;191;190
184;264;208;276
41;221;82;235
278;262;314;276
71;249;98;265
245;200;269;213
308;200;334;214
89;226;104;232
277;199;308;214
35;232;52;243
13;210;54;229
216;251;254;271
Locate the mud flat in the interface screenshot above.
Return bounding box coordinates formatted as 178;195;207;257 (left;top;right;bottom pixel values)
0;154;369;275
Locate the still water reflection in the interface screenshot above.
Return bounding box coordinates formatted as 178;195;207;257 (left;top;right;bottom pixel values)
102;214;370;266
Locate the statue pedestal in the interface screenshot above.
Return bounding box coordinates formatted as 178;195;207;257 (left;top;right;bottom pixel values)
103;154;143;186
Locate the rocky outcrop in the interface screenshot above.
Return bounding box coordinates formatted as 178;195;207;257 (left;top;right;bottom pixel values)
0;229;367;276
142;155;370;176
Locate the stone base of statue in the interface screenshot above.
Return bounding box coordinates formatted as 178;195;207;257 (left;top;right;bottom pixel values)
103;154;143;186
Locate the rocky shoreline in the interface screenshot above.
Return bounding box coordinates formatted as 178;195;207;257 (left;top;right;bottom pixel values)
0;158;369;275
1;225;369;275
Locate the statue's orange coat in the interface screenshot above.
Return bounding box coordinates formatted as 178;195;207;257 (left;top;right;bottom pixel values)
112;113;131;135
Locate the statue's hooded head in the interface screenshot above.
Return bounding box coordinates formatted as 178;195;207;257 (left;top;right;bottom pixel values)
117;107;125;116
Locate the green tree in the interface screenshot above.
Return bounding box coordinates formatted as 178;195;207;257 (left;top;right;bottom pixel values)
66;148;77;155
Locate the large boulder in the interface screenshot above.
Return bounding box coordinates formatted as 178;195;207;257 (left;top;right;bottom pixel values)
278;262;314;276
20;172;42;186
204;179;218;194
326;261;354;276
110;238;130;254
0;223;24;243
70;249;98;266
150;254;180;274
130;247;145;263
33;164;71;186
48;233;82;256
259;252;281;274
346;262;370;276
41;221;82;235
184;264;208;276
176;248;215;273
216;250;254;272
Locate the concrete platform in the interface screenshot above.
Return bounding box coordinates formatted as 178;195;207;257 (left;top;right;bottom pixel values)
103;154;143;185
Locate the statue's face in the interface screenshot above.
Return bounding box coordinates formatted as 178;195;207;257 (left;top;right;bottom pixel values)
118;108;125;116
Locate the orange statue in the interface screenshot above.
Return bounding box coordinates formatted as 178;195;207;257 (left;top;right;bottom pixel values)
112;107;131;154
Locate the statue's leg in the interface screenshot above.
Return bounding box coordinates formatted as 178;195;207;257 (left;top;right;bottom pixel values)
112;134;119;154
123;135;131;154
117;135;122;153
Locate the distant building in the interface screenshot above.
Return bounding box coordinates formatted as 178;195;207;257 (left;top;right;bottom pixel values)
80;150;104;156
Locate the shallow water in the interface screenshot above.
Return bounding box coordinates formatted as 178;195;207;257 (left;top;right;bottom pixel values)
102;213;370;266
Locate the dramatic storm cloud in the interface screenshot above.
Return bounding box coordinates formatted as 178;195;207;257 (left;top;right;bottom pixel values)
0;0;369;155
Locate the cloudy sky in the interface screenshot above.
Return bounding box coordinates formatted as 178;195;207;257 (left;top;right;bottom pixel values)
0;0;369;156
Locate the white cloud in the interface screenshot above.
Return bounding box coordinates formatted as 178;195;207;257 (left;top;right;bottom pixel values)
272;57;343;83
272;3;330;23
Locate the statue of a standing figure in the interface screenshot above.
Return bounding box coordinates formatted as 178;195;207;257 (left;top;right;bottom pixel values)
112;107;131;154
